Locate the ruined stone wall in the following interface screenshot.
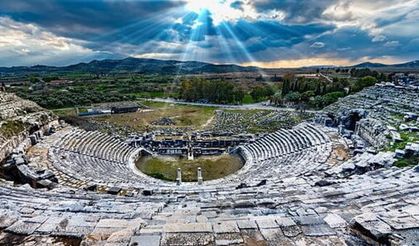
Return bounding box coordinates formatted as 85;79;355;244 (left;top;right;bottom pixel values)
355;119;388;149
0;121;58;162
0;132;28;162
0;92;57;162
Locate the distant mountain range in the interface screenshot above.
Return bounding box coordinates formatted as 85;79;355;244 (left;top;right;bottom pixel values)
352;60;419;69
0;57;259;75
0;57;418;76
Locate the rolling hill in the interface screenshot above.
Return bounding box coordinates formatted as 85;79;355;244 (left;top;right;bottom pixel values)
0;57;259;75
353;60;419;69
0;57;418;76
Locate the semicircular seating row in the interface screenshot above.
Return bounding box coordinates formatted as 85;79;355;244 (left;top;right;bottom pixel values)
1;163;417;214
219;123;332;185
0;160;418;244
49;128;158;189
47;123;332;189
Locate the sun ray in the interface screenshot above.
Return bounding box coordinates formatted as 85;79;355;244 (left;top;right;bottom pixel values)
219;22;268;76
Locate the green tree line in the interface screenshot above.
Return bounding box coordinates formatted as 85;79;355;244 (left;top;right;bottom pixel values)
179;79;244;104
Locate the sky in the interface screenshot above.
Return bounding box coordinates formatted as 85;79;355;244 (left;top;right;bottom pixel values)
0;0;418;68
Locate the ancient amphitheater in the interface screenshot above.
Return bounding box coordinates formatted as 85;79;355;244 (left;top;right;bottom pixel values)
0;84;418;245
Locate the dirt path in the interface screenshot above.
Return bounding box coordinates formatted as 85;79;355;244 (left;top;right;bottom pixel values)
202;115;215;129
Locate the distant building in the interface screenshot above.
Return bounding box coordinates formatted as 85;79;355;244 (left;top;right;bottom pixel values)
79;101;140;116
107;102;140;114
111;104;139;114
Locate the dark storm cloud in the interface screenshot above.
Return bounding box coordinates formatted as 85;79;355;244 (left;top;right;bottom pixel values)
230;1;244;10
0;0;182;39
252;0;335;23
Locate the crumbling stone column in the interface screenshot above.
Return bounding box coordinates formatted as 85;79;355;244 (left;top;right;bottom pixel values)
176;168;182;185
197;167;203;185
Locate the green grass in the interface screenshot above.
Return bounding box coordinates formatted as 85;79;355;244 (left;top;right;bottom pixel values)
394;156;419;168
92;102;217;132
52;108;78;117
392;113;405;121
387;131;419;168
0;121;25;138
242;94;255;104
136;154;243;182
386;132;419;152
132;91;167;98
140;100;170;108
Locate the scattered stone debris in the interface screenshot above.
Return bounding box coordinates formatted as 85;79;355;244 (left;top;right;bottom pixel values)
2;149;58;189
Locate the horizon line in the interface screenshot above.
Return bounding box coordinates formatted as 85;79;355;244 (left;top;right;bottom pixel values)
1;56;417;70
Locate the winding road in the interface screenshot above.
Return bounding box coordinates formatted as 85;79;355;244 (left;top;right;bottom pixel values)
141;98;320;113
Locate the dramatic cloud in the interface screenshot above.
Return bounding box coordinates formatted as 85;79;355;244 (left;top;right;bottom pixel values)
0;0;418;67
0;17;110;66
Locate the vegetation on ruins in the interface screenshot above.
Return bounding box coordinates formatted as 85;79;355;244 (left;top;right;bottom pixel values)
0;120;25;138
387;132;419;152
385;130;419;168
394;156;419;168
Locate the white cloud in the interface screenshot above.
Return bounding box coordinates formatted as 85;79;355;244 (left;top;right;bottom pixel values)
185;0;285;25
372;35;386;42
0;17;97;66
310;42;325;48
384;40;400;47
322;0;419;42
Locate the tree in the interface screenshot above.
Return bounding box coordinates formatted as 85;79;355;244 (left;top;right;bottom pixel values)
179;78;244;104
282;73;294;96
301;91;315;102
250;85;275;102
311;95;325;108
322;91;345;105
284;91;301;103
282;80;290;96
232;87;245;103
352;76;378;92
29;76;40;83
271;92;283;105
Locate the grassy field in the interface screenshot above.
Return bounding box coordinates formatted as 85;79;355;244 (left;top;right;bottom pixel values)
136;154;243;182
52;108;79;117
92;101;217;132
131;91;179;98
